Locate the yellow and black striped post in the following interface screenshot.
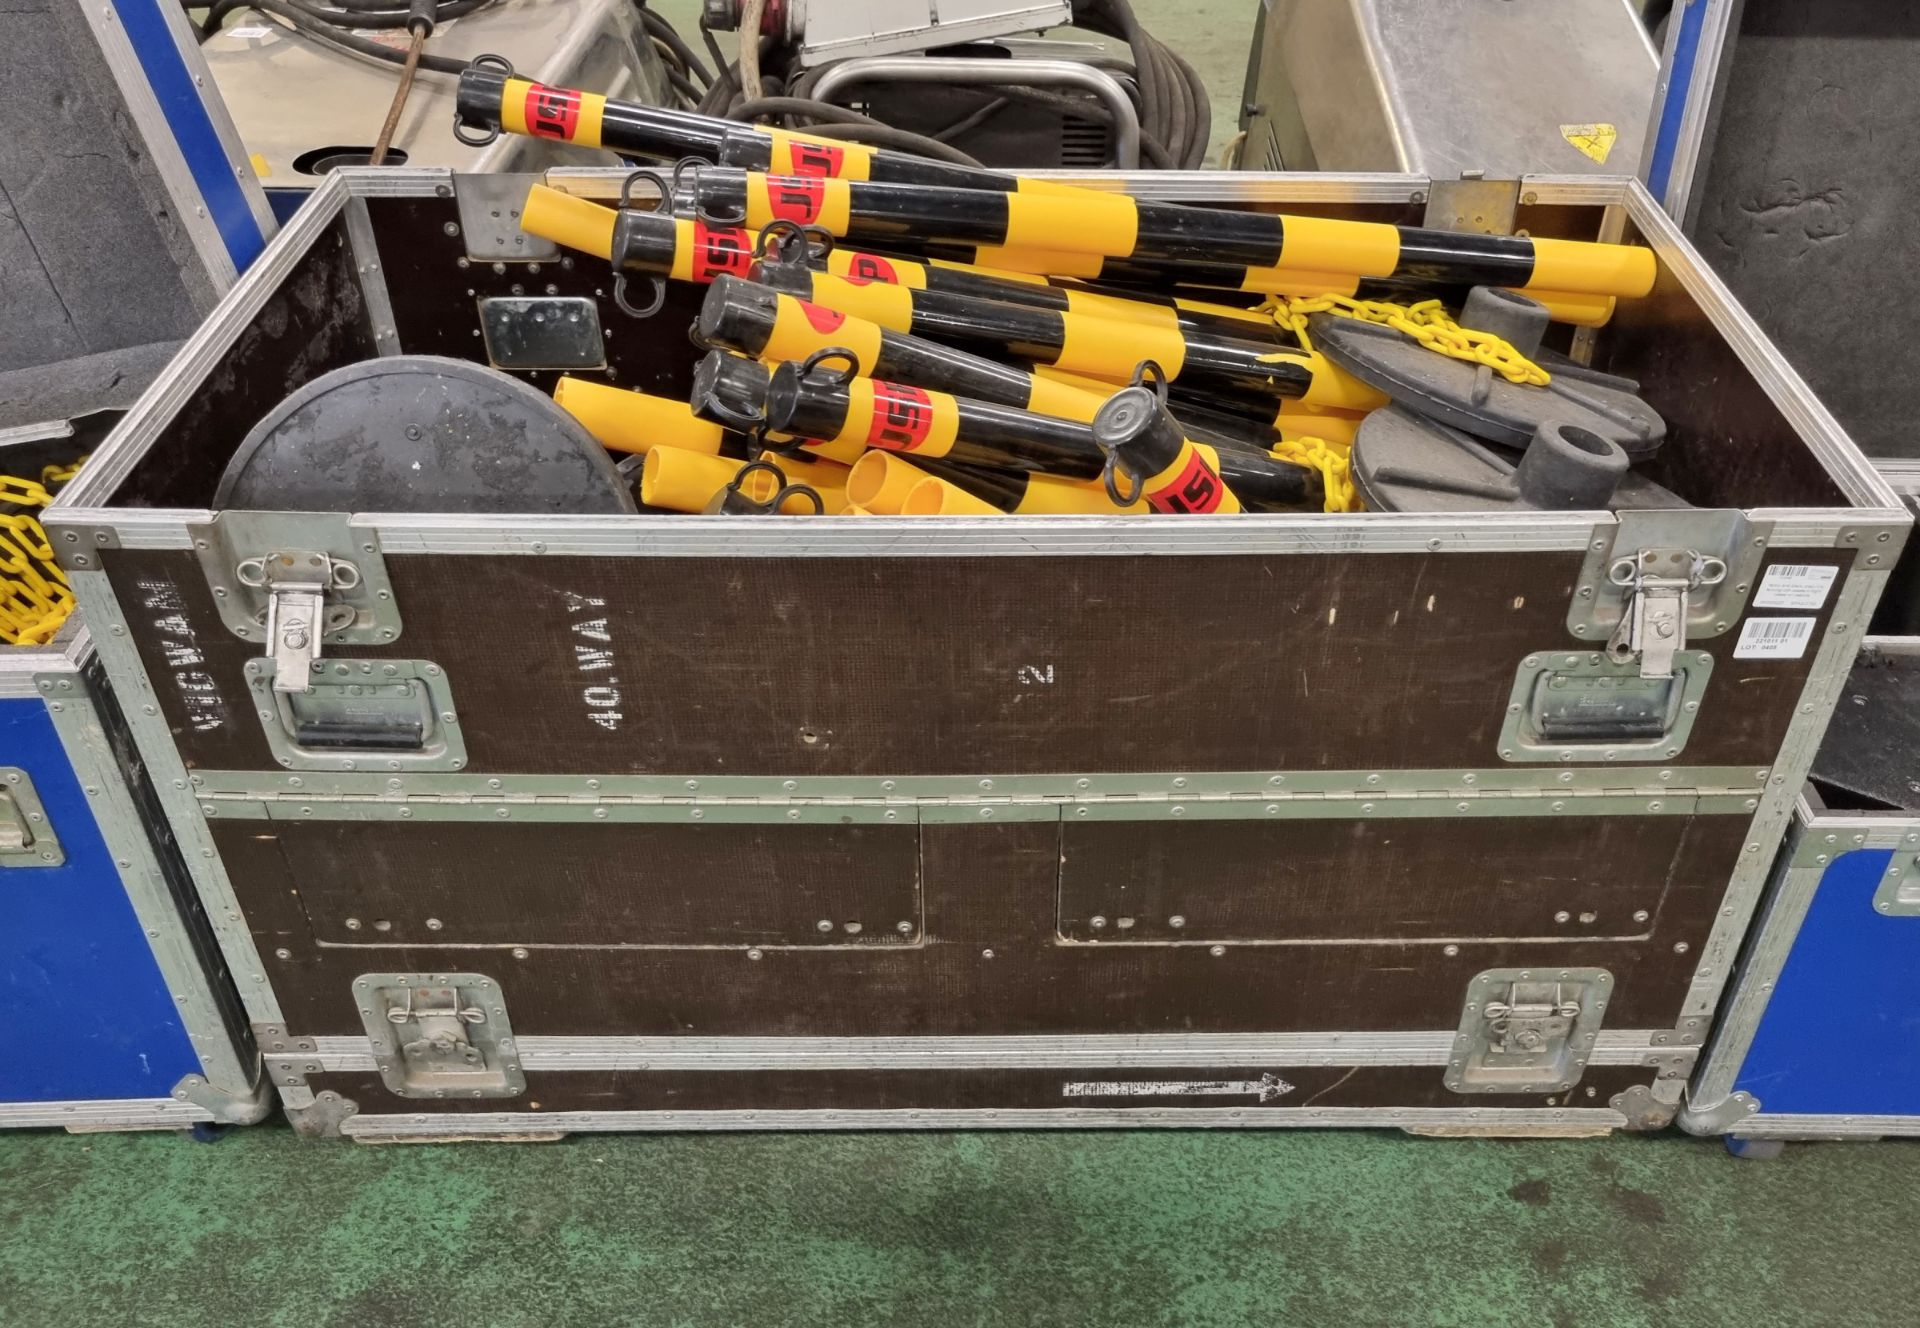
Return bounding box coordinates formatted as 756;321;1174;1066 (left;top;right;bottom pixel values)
455;61;1016;192
696;277;1285;455
753;264;1382;411
686;168;1657;299
1092;368;1243;515
762;353;1317;511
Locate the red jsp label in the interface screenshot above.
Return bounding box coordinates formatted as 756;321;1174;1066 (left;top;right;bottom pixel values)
523;83;582;140
867;383;935;451
844;253;900;285
690;222;752;282
766;176;826;224
787;141;846;178
1145;449;1228;514
797;302;846;335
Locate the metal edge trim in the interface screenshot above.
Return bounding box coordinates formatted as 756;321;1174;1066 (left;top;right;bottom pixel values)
296;1029;1685;1074
1653;0;1741;227
339;1105;1629;1135
185;765;1770;801
77;0;240;288
206;791;1724;825
61;570;284;1026
1678;565;1890;1031
142;0;277;239
1723;1113;1920;1141
360;511;1603;557
341;198;400;354
0;1097;213;1128
1690;796;1920;1109
38;659;260;1100
44;175;351;514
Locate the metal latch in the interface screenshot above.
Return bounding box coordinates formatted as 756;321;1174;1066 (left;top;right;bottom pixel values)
0;768;65;867
238;551;360;693
1566;511;1765;671
1448;967;1610;1094
1605;548;1725;679
191;512;402;677
356;973;524;1099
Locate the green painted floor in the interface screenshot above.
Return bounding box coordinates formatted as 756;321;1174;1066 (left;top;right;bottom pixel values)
0;1125;1913;1326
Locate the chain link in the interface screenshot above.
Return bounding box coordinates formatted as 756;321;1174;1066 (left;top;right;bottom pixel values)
1266;294;1551;386
1269;435;1359;513
2;456;86;645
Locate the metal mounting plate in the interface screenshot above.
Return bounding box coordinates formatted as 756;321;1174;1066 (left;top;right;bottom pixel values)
1422;177;1521;235
1498;649;1711;763
1447;966;1611;1095
244;657;467;772
189;511;401;648
1567;510;1767;645
0;767;64;867
479;297;605;370
453;173;558;262
355;972;524;1100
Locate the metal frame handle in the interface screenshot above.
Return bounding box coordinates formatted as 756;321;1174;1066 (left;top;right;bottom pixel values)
809;56;1142;169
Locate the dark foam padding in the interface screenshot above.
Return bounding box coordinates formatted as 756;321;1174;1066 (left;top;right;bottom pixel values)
1687;2;1920;459
0;1;214;424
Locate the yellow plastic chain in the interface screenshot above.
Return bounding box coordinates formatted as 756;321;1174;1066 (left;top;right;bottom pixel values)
1270;435;1360;513
1266;294;1551;387
2;458;85;646
0;475;54;507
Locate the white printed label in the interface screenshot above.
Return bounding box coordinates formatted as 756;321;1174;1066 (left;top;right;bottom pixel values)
564;591;623;731
225;24;273;38
1733;616;1816;660
1751;563;1838;610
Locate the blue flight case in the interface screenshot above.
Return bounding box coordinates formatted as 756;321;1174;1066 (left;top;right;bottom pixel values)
2;0;275;1129
1681;638;1920;1150
2;616;267;1131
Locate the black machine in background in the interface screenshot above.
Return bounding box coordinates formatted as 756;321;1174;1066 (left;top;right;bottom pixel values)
684;0;1210;169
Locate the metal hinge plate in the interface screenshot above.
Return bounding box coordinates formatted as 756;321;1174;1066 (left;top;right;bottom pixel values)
0;767;65;868
355;973;524;1099
1447;967;1612;1095
190;512;402;691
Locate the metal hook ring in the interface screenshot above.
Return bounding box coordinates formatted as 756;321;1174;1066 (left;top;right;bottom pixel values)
1101;452;1145;508
451;115;499;148
613;273;667;319
1129;358;1172;405
771;483;825;515
675;158;748;226
619;168;673;214
798;345;861;385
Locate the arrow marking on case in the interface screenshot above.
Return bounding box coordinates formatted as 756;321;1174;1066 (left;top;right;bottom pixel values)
1062;1073;1295;1103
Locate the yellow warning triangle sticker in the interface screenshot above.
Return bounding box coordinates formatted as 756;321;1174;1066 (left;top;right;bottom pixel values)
1560;123;1618;165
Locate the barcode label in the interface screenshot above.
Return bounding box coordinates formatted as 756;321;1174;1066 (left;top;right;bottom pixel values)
1734;616;1817;659
1752;563;1838;610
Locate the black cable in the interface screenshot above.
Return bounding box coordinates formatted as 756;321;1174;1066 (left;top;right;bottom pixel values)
724;97;986;166
661;62;703;108
930;96;1009;144
637;5;713;88
790;123;983;167
199;0;474;71
201;0;492;37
